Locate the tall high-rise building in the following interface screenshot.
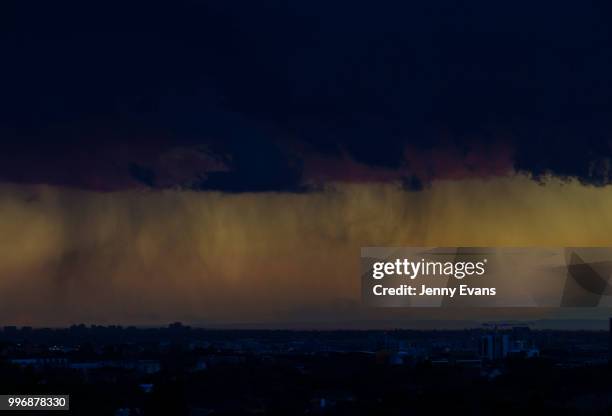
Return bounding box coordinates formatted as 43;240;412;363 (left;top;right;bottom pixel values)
480;333;510;360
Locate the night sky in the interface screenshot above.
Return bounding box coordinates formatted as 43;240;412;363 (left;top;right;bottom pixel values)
1;1;612;326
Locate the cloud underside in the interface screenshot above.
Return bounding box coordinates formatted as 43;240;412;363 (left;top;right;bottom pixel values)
2;2;612;191
1;132;611;193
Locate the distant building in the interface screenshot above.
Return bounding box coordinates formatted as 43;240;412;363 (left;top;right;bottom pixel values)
3;326;18;337
508;340;539;358
69;359;160;374
480;326;540;361
69;362;107;371
511;326;531;339
11;357;69;368
480;334;510;360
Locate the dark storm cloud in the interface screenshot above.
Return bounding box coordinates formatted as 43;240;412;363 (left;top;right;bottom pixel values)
1;0;612;190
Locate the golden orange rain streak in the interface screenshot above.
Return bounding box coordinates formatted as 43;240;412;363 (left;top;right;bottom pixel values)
1;175;612;326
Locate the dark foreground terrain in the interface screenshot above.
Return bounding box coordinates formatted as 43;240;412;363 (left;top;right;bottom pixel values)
1;324;611;415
